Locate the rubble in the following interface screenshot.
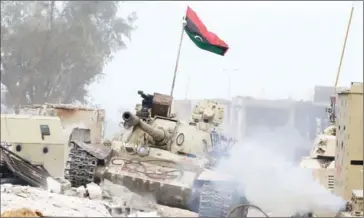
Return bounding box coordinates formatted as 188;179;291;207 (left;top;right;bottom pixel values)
128;211;159;217
86;182;103;200
46;177;72;194
0;184;112;217
157;205;198;217
0;181;198;217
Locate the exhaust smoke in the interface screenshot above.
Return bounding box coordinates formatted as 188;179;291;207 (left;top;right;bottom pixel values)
214;126;346;216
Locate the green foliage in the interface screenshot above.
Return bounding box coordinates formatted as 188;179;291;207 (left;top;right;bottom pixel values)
1;1;137;106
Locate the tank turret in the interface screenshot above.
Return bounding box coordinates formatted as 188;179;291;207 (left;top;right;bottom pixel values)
122;111;171;144
310;125;336;159
190;100;224;132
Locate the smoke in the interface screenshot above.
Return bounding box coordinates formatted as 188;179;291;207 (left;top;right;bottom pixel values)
214;126;346;216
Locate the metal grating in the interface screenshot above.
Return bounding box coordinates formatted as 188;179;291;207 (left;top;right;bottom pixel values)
328;175;335;190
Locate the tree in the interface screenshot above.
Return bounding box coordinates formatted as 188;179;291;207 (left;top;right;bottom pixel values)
0;1;137;106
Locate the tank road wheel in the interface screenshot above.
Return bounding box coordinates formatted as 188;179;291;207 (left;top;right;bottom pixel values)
198;183;245;217
64;142;98;187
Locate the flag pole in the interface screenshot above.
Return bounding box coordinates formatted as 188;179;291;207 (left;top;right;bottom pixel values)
170;17;187;97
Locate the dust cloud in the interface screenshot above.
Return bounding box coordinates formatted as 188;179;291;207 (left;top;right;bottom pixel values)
214;126;346;216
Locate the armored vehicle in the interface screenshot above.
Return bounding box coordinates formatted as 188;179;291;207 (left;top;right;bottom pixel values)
0;114;67;187
300;125;336;192
189;99;224;131
19;103;106;145
65;91;247;217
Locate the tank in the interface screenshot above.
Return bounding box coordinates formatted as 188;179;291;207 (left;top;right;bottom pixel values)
299;95;337;192
189;99;236;162
300;94;337;193
64;91;247;217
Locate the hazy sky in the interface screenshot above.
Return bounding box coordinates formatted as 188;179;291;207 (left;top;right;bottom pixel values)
89;1;363;116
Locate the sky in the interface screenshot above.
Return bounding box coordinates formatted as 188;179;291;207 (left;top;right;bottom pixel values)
88;1;363;117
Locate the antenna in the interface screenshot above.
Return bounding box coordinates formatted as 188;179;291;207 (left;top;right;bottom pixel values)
333;5;355;90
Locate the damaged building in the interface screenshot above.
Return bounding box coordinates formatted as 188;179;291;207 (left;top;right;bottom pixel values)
172;85;344;142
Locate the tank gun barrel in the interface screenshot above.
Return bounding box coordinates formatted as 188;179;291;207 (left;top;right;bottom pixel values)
122;111;167;143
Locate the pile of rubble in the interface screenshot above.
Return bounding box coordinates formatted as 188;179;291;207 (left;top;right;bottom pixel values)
0;179;197;217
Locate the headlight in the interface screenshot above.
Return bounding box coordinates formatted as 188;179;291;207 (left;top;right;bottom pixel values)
136;145;149;157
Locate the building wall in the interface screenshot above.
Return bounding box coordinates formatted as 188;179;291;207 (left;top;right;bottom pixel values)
230;97;298;140
334;82;363;201
1;84;7;105
173;95;332;141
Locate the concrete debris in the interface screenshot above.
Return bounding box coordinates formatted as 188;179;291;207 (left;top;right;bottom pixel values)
0;184;112;217
99;179;160;216
46;177;72;194
156;205;198;217
100;180;158;212
76;186;87;198
0;181;198;217
63;186;87;198
128;211;159;217
86;182;103;200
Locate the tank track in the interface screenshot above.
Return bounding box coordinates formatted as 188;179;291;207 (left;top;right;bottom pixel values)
64;143;98;187
198;183;237;217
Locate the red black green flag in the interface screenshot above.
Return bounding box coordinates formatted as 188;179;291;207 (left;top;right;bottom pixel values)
184;6;229;56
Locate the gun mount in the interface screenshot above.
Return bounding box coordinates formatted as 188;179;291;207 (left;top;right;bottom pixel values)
135;90;173;120
122;111;170;145
136;90;154;119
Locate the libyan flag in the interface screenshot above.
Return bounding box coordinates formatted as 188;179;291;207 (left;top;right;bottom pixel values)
184;6;229;56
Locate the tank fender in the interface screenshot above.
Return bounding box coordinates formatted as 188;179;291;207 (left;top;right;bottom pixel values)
69;140;112;161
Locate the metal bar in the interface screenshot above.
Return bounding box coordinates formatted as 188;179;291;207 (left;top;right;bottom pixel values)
170;17;187;97
334;5;355;90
